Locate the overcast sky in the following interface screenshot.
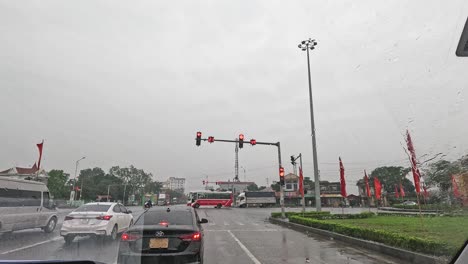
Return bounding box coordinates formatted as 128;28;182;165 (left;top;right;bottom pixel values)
1;0;467;194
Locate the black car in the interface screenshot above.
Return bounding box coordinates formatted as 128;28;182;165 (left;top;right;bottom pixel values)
118;206;208;264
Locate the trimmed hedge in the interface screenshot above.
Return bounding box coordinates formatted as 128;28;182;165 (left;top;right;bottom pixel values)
314;212;375;220
289;215;454;256
271;211;331;218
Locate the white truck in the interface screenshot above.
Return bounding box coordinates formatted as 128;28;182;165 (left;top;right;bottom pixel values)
237;191;276;208
157;193;167;206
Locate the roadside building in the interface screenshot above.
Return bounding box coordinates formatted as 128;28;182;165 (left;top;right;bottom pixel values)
163;177;186;192
0;164;48;184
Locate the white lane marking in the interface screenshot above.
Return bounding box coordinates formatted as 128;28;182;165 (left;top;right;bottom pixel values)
0;236;62;255
252;223;259;226
236;222;244;226
223;221;230;226
227;230;261;264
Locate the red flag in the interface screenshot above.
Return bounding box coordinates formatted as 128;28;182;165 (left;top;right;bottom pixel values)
452;175;460;198
364;170;371;197
395;184;400;198
400;183;406;197
339;157;347;197
374;177;382;200
36;140;44;169
299;167;304;196
406;130;421;193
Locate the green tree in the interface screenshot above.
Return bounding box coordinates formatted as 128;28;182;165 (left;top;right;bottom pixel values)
270;182;280;192
144;180;163;194
109;165;153;202
247;183;259;191
369;166;414;193
47;170;70;199
425;160;462;192
77;167;123;201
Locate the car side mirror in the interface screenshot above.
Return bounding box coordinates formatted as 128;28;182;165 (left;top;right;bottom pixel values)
127;210;132;214
199;218;208;224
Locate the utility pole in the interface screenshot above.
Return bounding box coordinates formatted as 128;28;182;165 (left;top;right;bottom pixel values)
298;38;321;211
234;139;239;182
277;142;285;218
71;157;85;201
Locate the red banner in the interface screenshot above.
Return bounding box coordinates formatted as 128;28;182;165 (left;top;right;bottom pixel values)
395;184;400;198
399;183;405;197
36;140;44;169
299;167;304;196
364;170;371;197
374;177;382;200
339;157;347;197
406;130;421;193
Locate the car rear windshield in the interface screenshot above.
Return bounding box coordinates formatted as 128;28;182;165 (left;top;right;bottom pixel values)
75;204;111;212
135;211;193;226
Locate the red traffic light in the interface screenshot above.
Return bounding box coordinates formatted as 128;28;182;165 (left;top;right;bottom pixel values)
208;136;214;143
239;134;244;140
279;167;285;177
196;132;202;146
250;139;256;145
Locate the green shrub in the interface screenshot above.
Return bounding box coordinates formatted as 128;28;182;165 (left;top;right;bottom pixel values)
314;212;375;220
289;216;454;256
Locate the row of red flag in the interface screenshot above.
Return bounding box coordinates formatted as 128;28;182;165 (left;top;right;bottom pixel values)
337;130;460;200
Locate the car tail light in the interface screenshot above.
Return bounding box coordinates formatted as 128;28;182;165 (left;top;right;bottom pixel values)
96;215;113;220
121;233;141;241
179;232;201;242
64;216;74;221
159;221;169;227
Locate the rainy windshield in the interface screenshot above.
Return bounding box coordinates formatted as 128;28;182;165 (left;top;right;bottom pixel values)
1;0;467;264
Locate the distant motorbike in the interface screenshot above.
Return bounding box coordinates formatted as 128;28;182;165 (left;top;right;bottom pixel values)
144;201;153;209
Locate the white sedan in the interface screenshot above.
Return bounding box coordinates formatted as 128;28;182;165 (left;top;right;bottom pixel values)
60;202;134;244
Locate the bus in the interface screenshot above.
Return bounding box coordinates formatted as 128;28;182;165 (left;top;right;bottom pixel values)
187;190;233;208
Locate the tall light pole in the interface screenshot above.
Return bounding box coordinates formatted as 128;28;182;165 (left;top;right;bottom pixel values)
72;156;86;201
298;38;321;211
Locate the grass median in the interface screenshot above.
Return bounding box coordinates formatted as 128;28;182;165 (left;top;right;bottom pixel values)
287;214;468;257
325;216;468;255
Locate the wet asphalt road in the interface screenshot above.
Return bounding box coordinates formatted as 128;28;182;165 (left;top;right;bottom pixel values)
0;206;405;264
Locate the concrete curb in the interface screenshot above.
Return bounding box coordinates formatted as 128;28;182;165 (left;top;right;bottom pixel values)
269;217;448;264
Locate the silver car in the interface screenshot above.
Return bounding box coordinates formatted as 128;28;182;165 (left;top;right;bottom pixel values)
60;202;133;244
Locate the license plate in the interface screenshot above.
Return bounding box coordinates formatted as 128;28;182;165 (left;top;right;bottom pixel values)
80;219;89;224
149;238;169;249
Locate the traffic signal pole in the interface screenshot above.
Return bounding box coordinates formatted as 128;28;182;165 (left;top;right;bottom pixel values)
276;142;285;219
197;134;285;219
